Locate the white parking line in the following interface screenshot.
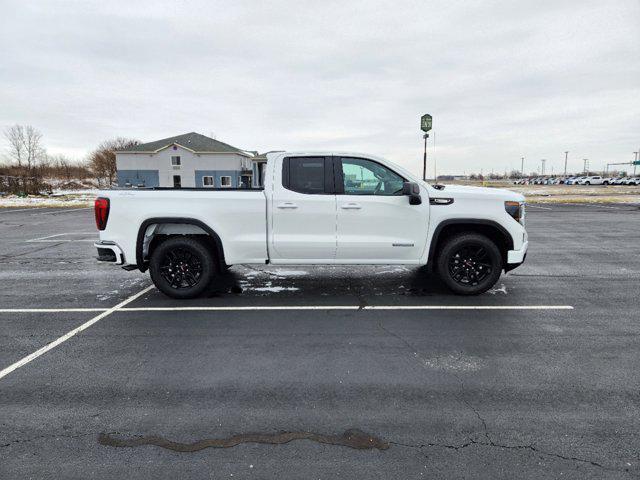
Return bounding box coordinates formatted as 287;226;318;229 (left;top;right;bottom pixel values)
577;204;634;210
0;308;108;313
31;207;92;215
26;232;96;243
0;304;574;313
526;204;553;210
0;207;48;214
120;305;573;311
25;232;96;243
0;285;154;381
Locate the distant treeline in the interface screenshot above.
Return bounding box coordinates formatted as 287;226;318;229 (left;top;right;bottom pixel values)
1;124;138;194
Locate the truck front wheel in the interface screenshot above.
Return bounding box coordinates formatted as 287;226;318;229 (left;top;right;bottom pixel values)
149;237;216;299
436;233;502;295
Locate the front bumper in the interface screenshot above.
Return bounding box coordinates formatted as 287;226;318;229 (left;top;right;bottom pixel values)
94;242;124;265
505;240;528;272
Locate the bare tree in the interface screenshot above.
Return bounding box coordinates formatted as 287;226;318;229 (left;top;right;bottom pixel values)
88;137;139;186
4;124;46;170
48;154;73;181
2;125;49;194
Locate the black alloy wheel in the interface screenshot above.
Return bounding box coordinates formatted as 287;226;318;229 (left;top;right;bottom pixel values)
159;248;203;289
436;233;502;295
448;245;493;286
149;237;216;299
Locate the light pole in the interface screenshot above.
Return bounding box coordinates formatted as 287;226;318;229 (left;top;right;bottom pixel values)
420;114;432;180
521;157;525;177
422;133;429;180
541;159;546;176
583;159;589;174
634;151;638;176
564;151;568;176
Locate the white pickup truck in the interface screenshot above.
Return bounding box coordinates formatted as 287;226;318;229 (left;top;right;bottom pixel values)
95;152;528;298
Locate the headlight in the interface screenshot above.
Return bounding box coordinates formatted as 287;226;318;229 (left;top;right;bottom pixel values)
505;201;525;226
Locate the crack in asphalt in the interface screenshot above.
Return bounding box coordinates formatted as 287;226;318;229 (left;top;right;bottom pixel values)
0;242;65;261
375;320;631;475
388;439;632;475
98;429;389;451
1;429;632;474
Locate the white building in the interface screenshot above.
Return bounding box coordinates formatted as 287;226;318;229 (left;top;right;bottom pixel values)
115;132;267;188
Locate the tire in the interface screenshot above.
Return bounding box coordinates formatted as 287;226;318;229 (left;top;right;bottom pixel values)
149;236;216;299
436;233;503;295
585;181;590;185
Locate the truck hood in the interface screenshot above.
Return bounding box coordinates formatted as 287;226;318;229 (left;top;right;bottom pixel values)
427;183;525;202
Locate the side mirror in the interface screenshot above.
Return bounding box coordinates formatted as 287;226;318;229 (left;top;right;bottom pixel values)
402;181;422;205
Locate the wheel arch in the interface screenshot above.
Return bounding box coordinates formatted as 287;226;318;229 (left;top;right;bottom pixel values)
135;217;226;272
427;219;514;271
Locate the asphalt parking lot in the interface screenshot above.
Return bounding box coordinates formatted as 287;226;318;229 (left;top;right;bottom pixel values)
1;203;639;479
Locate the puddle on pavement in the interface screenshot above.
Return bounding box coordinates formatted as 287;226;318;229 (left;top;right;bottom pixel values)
99;428;389;451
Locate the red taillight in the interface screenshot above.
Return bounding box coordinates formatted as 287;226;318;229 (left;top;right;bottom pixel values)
94;197;110;231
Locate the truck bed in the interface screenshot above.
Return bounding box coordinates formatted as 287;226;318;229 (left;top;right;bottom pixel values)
98;188;268;266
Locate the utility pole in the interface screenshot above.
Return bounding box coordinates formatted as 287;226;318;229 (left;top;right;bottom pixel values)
541;159;546;176
564;151;568;176
583;159;589;174
521;157;525;177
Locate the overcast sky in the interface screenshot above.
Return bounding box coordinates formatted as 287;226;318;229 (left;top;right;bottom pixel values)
1;0;639;175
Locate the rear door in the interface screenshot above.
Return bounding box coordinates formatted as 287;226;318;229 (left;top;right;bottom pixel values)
335;156;429;262
270;156;337;261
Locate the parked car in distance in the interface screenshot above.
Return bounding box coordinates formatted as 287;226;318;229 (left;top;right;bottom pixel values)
578;176;604;185
625;177;640;186
566;176;584;185
612;177;627;185
94;151;528;298
602;177;615;185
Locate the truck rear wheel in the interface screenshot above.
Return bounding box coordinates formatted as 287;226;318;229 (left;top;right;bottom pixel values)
436;233;502;295
149;237;215;299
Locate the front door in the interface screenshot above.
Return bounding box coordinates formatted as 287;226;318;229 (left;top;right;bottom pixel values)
173;175;181;188
270;156;337;261
239;174;252;189
335;157;429;262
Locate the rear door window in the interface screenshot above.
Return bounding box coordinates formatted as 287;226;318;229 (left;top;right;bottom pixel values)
283;157;332;194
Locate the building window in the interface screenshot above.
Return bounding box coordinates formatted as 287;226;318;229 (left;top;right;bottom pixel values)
202;176;214;187
171;156;181;166
220;176;232;188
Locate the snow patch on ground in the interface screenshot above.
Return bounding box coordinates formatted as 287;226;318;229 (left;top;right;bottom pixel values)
487;284;508;295
97;290;119;301
250;286;299;292
0;191;97;208
375;267;409;275
270;269;308;276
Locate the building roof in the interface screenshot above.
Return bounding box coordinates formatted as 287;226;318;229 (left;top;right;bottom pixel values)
252;150;284;161
121;132;247;154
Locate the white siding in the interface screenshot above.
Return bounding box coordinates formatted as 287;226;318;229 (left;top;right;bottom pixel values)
116;145;249;187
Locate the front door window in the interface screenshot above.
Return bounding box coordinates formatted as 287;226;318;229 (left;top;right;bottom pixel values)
340;157;404;195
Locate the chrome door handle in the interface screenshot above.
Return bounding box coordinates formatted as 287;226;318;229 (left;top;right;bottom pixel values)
277;202;298;209
341;203;361;210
